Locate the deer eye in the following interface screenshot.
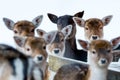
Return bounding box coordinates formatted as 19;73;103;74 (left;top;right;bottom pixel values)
85;27;88;30
26;48;30;51
99;27;103;29
107;49;111;53
43;46;46;50
92;51;96;54
14;30;18;34
61;38;64;42
31;29;34;33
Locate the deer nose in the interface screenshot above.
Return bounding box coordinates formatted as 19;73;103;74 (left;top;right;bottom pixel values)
37;56;43;61
92;36;98;40
54;49;60;54
101;59;107;64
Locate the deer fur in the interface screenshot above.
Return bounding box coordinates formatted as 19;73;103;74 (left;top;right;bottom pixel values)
47;12;88;61
3;15;43;53
3;15;43;37
14;36;49;80
0;44;34;80
54;36;120;80
37;25;72;57
73;15;113;42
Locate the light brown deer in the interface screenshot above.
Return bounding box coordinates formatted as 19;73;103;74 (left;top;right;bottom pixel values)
53;36;120;80
73;15;113;42
3;15;43;53
14;36;49;80
37;25;72;57
3;15;43;37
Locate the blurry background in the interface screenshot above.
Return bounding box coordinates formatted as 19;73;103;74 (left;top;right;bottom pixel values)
0;0;120;49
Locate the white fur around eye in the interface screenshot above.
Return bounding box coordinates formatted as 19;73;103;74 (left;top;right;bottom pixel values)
24;46;32;56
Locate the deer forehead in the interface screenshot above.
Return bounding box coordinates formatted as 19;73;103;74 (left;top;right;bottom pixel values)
25;37;47;49
52;32;65;43
14;21;35;30
57;15;74;28
89;40;112;51
85;18;103;29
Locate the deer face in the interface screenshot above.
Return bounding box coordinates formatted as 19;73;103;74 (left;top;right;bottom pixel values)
13;21;35;36
78;36;120;67
37;25;72;56
3;15;43;37
73;15;113;42
46;31;65;56
47;11;84;39
88;40;113;67
14;36;47;64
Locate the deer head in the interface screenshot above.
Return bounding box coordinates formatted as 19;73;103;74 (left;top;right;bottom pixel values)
37;25;72;57
73;15;113;42
78;36;120;65
14;36;48;64
47;11;84;39
3;15;43;37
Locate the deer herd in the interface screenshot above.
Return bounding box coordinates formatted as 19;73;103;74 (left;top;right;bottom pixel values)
0;11;120;80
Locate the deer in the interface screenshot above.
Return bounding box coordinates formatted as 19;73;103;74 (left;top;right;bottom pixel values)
13;36;50;80
3;15;43;53
0;44;35;80
53;36;120;80
73;15;113;42
37;25;72;57
47;11;87;61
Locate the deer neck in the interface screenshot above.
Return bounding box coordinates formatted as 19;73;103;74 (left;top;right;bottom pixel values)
86;54;108;80
86;66;107;80
67;36;77;50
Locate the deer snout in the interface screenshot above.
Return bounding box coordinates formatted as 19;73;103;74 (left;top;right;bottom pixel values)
98;58;108;66
33;55;44;64
91;35;99;40
54;49;60;54
37;55;43;61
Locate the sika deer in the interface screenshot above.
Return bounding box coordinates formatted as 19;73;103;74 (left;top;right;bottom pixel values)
14;36;49;80
3;15;43;53
37;25;72;57
73;15;113;42
54;36;120;80
47;12;87;61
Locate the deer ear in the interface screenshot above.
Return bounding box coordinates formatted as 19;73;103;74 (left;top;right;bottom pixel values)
43;31;56;43
78;39;88;51
110;36;120;49
74;11;84;18
36;29;46;38
61;25;72;39
3;18;15;30
47;13;58;24
102;15;113;26
73;17;85;27
32;15;43;28
14;36;27;47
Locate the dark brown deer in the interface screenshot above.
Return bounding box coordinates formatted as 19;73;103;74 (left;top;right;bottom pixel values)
47;11;87;61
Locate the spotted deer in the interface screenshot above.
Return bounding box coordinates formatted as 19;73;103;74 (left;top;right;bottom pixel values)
3;15;43;53
54;36;120;80
47;11;87;61
13;36;49;80
73;15;113;42
37;25;72;57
